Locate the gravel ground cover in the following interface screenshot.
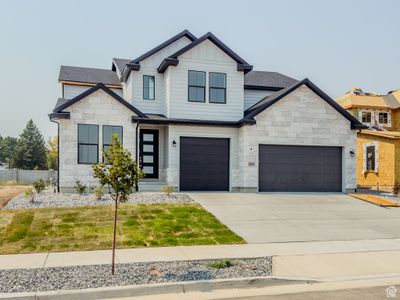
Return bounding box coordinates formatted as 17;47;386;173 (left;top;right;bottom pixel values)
357;189;400;204
4;189;192;210
0;257;271;293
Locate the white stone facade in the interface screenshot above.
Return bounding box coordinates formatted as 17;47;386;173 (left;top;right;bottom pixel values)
57;85;357;193
238;86;357;192
58;89;138;191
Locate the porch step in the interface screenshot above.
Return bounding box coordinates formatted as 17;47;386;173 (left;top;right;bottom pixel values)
138;181;168;192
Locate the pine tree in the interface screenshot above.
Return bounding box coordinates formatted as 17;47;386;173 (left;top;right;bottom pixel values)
0;136;17;168
14;120;48;170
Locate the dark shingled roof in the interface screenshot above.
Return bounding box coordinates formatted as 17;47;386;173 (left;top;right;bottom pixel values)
59;66;121;86
244;71;298;90
54;98;69;110
112;58;131;74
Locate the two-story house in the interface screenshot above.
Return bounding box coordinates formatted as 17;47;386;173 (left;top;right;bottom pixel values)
337;88;400;190
49;30;364;193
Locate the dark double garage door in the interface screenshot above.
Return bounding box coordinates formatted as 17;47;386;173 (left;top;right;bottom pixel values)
259;145;342;192
179;138;342;192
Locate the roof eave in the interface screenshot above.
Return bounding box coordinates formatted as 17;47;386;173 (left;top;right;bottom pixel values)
244;85;283;91
121;63;140;82
131;116;255;127
48;112;70;120
157;58;179;73
237;64;253;74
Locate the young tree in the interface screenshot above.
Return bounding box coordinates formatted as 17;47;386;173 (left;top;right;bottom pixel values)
14;120;47;170
47;136;58;170
92;135;143;274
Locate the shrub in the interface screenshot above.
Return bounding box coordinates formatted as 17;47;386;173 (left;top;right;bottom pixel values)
393;182;400;196
24;188;35;203
161;186;175;197
207;259;234;269
33;179;46;194
93;186;104;200
74;180;87;195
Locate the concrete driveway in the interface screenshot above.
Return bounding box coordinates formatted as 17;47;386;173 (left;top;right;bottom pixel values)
189;193;400;243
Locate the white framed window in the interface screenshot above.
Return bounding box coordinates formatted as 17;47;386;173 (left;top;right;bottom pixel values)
363;141;378;173
377;111;391;127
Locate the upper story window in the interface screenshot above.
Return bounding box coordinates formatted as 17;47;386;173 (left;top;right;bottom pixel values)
361;111;372;123
378;112;388;125
209;72;226;104
102;125;123;158
188;70;206;102
143;75;155;100
78;124;98;164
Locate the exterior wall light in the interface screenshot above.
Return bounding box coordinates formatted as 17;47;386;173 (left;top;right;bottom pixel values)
172;140;177;148
350;150;355;158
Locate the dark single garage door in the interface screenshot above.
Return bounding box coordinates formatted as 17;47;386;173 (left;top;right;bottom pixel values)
180;137;229;191
259;145;342;192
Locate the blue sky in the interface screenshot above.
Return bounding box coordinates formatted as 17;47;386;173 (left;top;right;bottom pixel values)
0;0;399;138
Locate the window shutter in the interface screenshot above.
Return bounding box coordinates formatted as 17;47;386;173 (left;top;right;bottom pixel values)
375;143;379;173
388;112;392;127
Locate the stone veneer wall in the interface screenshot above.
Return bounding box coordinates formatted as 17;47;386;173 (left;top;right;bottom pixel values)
58;89;137;191
238;85;357;192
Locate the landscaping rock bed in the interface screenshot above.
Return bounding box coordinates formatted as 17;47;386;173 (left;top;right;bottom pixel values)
0;257;272;293
4;189;193;210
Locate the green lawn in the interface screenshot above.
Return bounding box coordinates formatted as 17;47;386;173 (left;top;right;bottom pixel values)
0;203;244;254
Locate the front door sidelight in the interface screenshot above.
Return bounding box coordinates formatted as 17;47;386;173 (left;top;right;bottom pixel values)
139;129;159;179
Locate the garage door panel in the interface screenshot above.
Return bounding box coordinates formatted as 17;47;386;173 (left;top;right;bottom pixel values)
180;137;229;191
259;145;342;192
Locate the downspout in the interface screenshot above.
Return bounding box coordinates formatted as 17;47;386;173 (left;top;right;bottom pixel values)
50;118;60;193
135;121;140;192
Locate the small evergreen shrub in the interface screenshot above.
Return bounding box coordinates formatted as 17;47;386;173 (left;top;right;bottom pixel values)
74;180;87;195
33;179;46;194
207;259;234;269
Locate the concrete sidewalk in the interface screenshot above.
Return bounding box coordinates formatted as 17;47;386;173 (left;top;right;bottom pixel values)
1;238;400;270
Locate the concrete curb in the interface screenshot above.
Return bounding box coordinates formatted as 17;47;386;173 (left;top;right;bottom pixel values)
0;276;311;300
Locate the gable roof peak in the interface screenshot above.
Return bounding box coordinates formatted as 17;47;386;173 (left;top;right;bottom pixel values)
244;78;366;130
120;29;197;81
52;82;147;118
158;31;253;74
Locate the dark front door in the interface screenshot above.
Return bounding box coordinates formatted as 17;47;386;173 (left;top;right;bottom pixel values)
180;137;230;191
139;129;159;179
259;145;342;192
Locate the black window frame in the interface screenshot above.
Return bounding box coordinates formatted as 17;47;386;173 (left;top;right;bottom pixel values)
188;70;206;103
366;145;375;171
378;112;388;124
102;125;123;162
77;124;99;165
209;72;227;104
143;75;155;100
